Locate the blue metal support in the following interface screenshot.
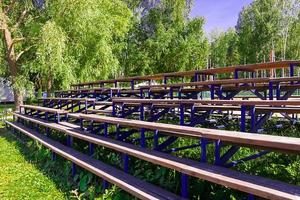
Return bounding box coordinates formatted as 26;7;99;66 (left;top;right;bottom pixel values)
269;82;274;100
131;80;135;90
214;140;221;165
290;64;295;77
153;130;159;149
180;104;185;125
250;106;256;133
240;105;246;132
123;154;129;173
104;123;108;137
181;174;189;198
72;163;77;177
234;69;239;79
276;83;281;100
200;138;207;162
89;143;94;156
210;85;215;100
102;180;109;191
140;104;146;148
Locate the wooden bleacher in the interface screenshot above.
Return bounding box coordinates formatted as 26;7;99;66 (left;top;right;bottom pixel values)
11;112;300;199
6;120;183;200
5;60;300;199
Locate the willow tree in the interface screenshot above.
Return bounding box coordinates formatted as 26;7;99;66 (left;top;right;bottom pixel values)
121;0;209;77
45;0;132;82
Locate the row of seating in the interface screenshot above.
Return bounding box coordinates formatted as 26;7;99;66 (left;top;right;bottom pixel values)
5;61;300;199
6;105;300;199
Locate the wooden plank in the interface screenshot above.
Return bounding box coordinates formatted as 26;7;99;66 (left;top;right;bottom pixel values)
6;121;183;200
140;77;300;89
21;105;68;114
39;98;96;102
71;61;300;88
67;113;300;153
12;114;300;200
112;98;300;107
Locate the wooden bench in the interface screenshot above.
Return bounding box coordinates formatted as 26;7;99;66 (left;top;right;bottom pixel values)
66;113;300;153
20;105;68;122
39;98;96;113
12;113;300;199
6;120;183;200
112;98;300;107
71;61;300;89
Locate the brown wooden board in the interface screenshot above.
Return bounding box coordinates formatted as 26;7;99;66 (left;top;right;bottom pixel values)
11;114;300;200
6;121;184;200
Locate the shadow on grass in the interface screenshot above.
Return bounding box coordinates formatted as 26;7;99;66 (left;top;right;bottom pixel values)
0;126;72;198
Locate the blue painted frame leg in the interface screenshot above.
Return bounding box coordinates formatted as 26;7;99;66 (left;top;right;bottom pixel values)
181;173;189;198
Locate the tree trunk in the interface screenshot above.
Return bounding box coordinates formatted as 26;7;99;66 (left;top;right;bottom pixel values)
46;77;52;97
13;88;24;112
2;13;24;111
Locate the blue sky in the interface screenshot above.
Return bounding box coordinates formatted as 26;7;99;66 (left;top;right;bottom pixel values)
190;0;253;33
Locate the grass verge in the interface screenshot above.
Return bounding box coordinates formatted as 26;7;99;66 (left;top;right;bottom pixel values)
0;122;66;200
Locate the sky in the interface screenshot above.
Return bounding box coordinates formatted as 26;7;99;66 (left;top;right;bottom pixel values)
190;0;253;33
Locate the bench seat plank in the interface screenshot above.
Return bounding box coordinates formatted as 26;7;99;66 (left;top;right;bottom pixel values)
6;121;183;200
13;113;300;200
21;105;68;114
71;113;300;153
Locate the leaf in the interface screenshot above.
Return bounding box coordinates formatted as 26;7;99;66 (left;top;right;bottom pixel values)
79;175;88;192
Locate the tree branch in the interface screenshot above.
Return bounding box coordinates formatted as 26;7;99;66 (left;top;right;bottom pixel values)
14;10;28;28
12;37;25;45
16;45;34;61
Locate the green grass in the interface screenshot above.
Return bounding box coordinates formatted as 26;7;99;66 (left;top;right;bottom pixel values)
0;123;66;200
0;104;14;112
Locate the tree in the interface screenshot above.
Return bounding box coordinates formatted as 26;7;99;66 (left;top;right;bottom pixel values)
0;0;43;110
45;0;132;82
121;0;209;77
209;28;240;68
236;0;300;63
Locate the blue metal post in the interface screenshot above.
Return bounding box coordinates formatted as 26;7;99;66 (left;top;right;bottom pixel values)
104;123;108;137
290;64;295;77
153;130;159;149
250;106;256;133
72;163;76;177
200;138;207;162
276;83;281;100
131;80;135;90
89;143;94;156
269;82;273;100
241;105;246;132
112;102;116;117
102;180;109;191
210;85;215;100
85;100;88;114
214;140;221;165
179;104;185;125
140;104;146;148
123;154;129;173
234;69;239;79
181;174;189;198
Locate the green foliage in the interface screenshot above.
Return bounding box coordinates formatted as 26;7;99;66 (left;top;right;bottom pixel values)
210;28;240;68
121;0;209;76
47;0;132;82
236;0;300;63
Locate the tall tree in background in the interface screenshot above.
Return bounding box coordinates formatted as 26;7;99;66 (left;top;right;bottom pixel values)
32;0;132;92
121;0;209;77
209;28;240;68
236;0;300;63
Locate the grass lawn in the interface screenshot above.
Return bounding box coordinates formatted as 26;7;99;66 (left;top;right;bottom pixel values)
0;122;66;200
